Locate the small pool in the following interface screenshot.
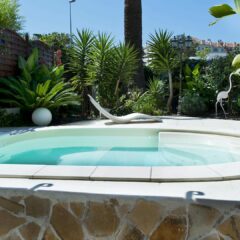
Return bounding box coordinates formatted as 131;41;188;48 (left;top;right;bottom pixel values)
1;128;240;167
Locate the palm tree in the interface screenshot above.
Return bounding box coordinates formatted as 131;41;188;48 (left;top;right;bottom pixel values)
124;0;145;89
147;30;178;112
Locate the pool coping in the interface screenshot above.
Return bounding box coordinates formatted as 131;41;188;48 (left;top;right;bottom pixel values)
0;161;238;182
1;121;240;182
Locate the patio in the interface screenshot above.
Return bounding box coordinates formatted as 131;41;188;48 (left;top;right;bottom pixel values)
0;118;239;239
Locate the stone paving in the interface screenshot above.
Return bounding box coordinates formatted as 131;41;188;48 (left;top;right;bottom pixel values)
0;192;239;240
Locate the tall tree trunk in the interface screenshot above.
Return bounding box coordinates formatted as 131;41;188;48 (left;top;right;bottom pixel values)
167;71;173;113
124;0;145;89
81;86;91;119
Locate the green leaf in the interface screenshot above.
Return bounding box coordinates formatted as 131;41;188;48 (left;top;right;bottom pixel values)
192;64;200;77
184;64;192;77
22;68;32;83
36;80;51;96
18;56;26;70
235;0;240;13
26;48;38;72
232;54;240;68
209;4;236;18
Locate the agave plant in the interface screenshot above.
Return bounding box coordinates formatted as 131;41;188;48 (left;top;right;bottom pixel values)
0;49;79;110
209;0;240;25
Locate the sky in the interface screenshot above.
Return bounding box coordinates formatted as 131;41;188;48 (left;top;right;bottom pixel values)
19;0;240;43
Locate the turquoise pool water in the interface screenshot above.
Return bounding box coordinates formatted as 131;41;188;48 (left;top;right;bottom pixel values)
0;130;240;166
1;146;239;166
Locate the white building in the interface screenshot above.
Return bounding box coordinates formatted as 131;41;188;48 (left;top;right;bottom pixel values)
192;38;239;60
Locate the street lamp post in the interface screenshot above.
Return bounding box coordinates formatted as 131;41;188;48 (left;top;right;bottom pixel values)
171;35;192;115
69;0;76;43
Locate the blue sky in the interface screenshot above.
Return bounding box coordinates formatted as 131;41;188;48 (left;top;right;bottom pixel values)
19;0;240;43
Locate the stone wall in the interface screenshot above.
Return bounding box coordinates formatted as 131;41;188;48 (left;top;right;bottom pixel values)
0;191;239;240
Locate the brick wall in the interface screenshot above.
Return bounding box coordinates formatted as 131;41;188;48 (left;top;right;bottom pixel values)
0;29;54;77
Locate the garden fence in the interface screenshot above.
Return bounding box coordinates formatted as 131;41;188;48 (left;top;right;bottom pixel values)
0;29;54;77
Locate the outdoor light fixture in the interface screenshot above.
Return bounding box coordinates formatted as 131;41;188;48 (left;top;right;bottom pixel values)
171;35;193;115
69;0;76;44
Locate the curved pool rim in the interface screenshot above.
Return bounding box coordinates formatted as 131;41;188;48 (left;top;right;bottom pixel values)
0;125;240;182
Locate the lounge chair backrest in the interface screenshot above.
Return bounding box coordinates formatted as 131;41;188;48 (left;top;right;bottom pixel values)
88;95;114;119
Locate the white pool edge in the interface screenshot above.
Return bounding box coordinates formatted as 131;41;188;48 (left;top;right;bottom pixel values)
1;124;240;182
0;161;238;182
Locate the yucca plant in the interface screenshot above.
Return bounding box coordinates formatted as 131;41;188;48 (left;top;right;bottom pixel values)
147;30;178;112
68;29;95;116
87;33;116;107
68;30;139;109
69;29;95;93
87;33;138;107
113;43;138;95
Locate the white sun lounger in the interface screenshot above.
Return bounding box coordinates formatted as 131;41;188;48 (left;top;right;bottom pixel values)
88;95;162;124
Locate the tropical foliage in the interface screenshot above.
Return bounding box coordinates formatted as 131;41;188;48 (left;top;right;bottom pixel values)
113;43;138;95
181;92;207;116
69;30;138;108
133;79;165;115
209;0;240;116
87;33;116;106
0;0;24;31
0;110;24;127
112;79;166;115
209;0;240;25
69;29;95;94
0;49;79;110
147;30;178;112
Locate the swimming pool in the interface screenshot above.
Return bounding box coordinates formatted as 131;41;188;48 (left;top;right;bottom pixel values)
1;128;240;167
1;122;240;239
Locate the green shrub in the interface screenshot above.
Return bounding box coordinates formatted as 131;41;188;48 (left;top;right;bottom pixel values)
0;110;24;127
111;90;142;115
183;63;217;113
111;79;166;115
133;79;166;115
0;0;24;31
181;92;207;116
0;49;80;111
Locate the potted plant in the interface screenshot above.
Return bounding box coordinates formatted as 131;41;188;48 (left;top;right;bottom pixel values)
0;49;80;126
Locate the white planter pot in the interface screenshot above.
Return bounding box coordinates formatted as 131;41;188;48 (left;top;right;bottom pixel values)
32;108;52;126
